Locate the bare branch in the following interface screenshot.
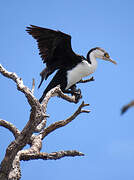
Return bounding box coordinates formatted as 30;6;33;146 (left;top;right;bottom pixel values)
57;89;79;103
0;64;90;180
20;150;84;161
0;119;20;139
77;76;95;84
42;86;78;105
0;106;46;179
0;65;47;179
0;64;48;129
8;135;42;180
31;78;35;94
22;135;42;154
81;109;90;113
0;119;38;147
34;86;78;132
0;64;39;108
41;101;90;139
34;119;48;132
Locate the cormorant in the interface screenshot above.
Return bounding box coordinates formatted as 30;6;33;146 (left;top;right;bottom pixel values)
26;25;116;103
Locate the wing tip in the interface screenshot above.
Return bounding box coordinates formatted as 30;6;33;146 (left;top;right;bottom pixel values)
26;25;41;34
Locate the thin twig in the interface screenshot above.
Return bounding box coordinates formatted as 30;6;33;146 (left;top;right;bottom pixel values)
31;78;35;94
77;76;95;84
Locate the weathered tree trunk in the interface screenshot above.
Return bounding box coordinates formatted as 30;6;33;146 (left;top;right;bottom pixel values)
0;64;90;179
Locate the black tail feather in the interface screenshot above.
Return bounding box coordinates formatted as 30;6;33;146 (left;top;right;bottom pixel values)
39;93;46;103
39;69;67;103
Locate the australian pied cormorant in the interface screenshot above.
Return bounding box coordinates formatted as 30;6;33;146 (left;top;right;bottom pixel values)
26;25;116;103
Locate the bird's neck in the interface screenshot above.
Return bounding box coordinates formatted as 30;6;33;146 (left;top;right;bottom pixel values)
87;51;98;71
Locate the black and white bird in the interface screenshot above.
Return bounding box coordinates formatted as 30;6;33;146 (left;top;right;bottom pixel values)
26;25;116;103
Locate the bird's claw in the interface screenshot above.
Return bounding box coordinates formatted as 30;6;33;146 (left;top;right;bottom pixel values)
73;89;82;103
90;76;95;81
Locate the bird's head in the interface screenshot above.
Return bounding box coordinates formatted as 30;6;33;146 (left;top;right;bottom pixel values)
87;47;117;65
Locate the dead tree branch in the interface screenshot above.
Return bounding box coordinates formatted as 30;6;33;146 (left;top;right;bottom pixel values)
31;78;35;94
0;119;20;139
20;150;84;161
0;64;90;180
42;85;79;104
77;76;95;83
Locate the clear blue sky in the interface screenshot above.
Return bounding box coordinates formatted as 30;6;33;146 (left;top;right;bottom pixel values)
1;0;134;179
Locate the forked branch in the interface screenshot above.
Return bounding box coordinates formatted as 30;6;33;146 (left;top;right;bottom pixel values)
0;64;90;180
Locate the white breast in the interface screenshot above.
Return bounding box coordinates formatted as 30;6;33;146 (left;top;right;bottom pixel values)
66;60;97;89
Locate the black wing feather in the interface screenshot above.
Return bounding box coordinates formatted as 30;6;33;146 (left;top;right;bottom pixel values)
26;25;78;69
26;25;82;88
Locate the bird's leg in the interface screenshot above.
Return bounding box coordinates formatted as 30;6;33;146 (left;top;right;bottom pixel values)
62;85;80;95
70;85;82;102
62;89;74;94
62;85;82;103
62;88;82;103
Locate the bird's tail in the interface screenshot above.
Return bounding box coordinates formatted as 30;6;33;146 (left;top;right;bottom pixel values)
39;85;56;103
39;69;66;103
39;92;46;103
39;80;57;103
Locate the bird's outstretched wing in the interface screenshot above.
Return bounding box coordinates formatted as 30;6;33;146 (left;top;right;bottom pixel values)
26;25;79;69
26;25;81;88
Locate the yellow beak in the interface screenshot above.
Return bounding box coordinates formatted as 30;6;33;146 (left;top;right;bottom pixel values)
107;58;117;65
103;56;117;65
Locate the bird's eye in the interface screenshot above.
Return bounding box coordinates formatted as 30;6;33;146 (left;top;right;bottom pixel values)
104;53;110;58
